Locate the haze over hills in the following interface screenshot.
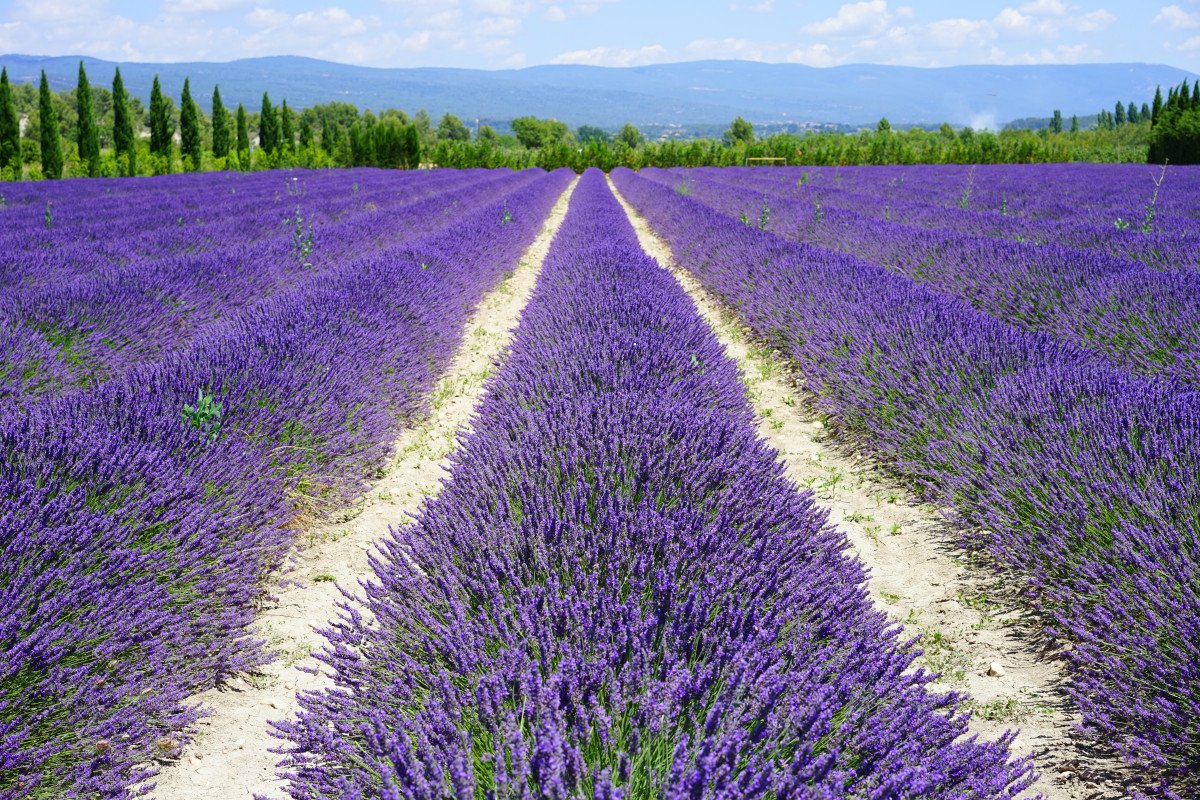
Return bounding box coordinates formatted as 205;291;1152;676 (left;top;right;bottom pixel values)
4;53;1197;130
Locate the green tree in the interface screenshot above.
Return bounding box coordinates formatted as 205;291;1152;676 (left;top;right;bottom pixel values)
149;74;175;165
179;78;202;170
1050;109;1063;133
211;85;230;160
617;122;644;148
236;103;250;169
259;92;277;154
280;99;294;153
0;67;20;175
1115;101;1126;125
112;67;135;175
510;116;570;149
438;112;471;142
476;124;499;144
575;124;609;144
1070;114;1079;133
1152;86;1164;126
76;62;100;176
725;115;754;145
298;114;313;149
38;70;63;179
403;123;421;168
1126;100;1139;124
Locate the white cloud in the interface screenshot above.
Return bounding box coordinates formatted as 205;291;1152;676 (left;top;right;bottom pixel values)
166;0;256;12
802;0;894;37
550;44;667;66
1154;4;1200;29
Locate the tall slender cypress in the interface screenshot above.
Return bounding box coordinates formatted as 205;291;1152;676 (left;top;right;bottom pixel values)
280;99;294;154
112;67;135;174
298;115;313;149
148;74;175;164
0;67;20;175
235;103;249;169
179;78;201;170
76;62;100;176
38;70;63;179
259;92;277;154
211;85;230;160
1152;86;1164;126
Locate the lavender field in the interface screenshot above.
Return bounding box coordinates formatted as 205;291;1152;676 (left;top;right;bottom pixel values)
2;163;1198;799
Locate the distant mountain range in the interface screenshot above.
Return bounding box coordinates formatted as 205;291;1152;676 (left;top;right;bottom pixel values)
3;54;1197;130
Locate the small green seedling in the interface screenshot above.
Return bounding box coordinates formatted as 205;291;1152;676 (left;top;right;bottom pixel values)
182;388;223;441
43;201;52;229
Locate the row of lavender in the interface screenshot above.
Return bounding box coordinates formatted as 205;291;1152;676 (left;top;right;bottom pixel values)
0;168;573;799
724;163;1200;266
612;167;1200;797
644;167;1200;388
0;169;533;406
274;170;1035;799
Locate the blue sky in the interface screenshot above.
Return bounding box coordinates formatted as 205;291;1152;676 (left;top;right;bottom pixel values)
2;0;1199;72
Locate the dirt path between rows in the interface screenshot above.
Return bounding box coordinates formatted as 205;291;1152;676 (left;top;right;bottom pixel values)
609;176;1129;800
151;178;578;800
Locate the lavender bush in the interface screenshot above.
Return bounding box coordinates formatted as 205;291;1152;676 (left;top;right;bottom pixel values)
0;168;573;799
274;169;1035;799
612;166;1200;798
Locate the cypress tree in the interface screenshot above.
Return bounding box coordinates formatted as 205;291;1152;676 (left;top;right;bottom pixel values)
1115;101;1126;126
179;78;201;170
112;67;135;175
0;67;20;175
280;99;294;153
1126;101;1138;124
259;92;277;154
235;103;249;169
1193;81;1199;108
76;61;100;176
211;85;230;160
320;112;333;153
1152;86;1164;125
298;115;313;149
1141;102;1151;121
1070;114;1079;133
149;75;175;163
38;70;63;179
403;123;421;169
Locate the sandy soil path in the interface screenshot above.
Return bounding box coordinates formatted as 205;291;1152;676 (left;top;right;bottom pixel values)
609;176;1130;800
151;178;578;800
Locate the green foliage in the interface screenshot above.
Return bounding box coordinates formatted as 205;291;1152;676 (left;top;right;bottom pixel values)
43;200;52;229
179;78;202;171
38;71;62;179
510;115;571;149
259;92;278;154
182;389;223;441
76;62;100;176
617;122;644;149
148;74;175;162
0;67;19;175
288;204;315;266
280;99;294;153
111;67;135;175
235;103;250;169
211;85;230;160
438;112;471;142
1149;79;1200;164
725;115;754;145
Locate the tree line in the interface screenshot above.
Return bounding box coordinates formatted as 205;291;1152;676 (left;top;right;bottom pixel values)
1148;79;1200;164
0;62;1170;180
